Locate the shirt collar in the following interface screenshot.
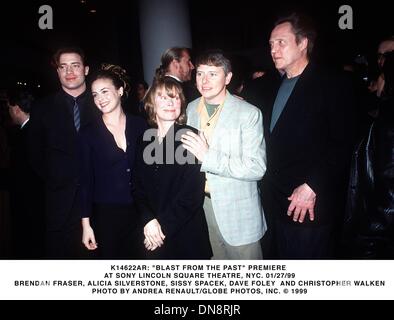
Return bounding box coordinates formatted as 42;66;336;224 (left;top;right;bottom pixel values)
62;89;88;104
165;74;182;83
20;118;29;129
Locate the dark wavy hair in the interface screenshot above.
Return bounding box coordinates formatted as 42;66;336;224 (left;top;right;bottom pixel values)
51;46;87;68
143;77;187;127
90;63;131;100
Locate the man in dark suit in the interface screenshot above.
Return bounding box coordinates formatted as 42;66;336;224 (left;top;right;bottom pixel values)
29;47;100;258
260;13;355;258
6;88;45;258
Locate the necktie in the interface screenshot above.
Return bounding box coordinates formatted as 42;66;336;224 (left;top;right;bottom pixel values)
73;98;80;131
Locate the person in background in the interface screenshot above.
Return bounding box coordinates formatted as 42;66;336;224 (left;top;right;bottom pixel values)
135;80;149;119
5;88;44;258
369;36;394;98
155;47;199;103
136;80;148;102
344;51;394;258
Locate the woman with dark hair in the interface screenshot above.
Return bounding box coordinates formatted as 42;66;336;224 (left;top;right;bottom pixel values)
79;64;146;258
133;77;212;259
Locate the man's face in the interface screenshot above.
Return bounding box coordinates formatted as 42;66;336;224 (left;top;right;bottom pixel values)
269;22;307;74
196;64;232;104
8;104;18;124
56;52;89;94
377;40;394;69
177;51;195;81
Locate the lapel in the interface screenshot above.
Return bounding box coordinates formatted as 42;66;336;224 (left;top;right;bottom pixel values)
208;92;235;149
78;91;99;130
269;63;313;138
40;92;76;154
188;99;202;130
82;100;98;130
53;91;76;135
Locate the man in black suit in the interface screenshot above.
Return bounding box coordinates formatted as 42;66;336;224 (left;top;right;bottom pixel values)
260;13;355;258
29;47;100;258
6;88;45;258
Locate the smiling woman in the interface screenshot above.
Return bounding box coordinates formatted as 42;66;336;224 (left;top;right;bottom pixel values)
78;63;147;259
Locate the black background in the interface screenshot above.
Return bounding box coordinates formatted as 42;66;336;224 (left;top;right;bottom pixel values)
0;0;392;94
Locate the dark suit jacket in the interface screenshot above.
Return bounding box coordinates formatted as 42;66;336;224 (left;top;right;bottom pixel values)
133;124;212;259
261;63;356;225
28;90;100;231
3;122;45;257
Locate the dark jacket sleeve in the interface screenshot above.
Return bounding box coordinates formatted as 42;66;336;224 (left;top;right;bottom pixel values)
374;118;394;230
343;116;394;258
132;138;156;225
78;132;94;218
28;102;46;179
306;73;356;195
158;155;205;239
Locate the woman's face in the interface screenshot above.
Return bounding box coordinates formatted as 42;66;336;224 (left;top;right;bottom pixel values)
154;87;181;123
91;78;123;114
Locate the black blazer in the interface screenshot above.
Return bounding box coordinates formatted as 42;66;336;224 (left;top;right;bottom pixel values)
28;90;100;230
78;114;147;217
3;122;45;257
262;63;356;225
133;124;212;259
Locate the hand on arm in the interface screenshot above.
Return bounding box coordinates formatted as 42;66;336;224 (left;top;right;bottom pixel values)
81;217;98;250
287;183;316;223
